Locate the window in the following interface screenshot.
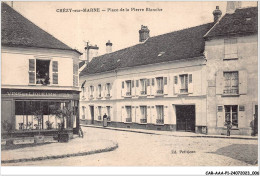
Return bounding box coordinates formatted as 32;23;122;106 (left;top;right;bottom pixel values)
224;105;238;128
73;60;78;87
140;79;147;95
224;72;239;94
98;84;102;98
156;77;163;94
82;106;86;119
140;106;147;123
126;81;132;96
156;105;164;124
98;106;102;120
126;106;132;122
107;106;111;121
15;101;74;130
106;83;111;97
224;38;238;59
36;60;51;85
81;87;86;99
180;74;188;93
90;86;94;98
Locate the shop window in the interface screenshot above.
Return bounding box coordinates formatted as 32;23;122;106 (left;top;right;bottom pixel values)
14;101;75;131
156;105;164;124
225;105;238;128
140;106;147;123
180;74;188;93
223;72;239;94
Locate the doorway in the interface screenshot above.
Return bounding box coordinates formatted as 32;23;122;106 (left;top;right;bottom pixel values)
176;105;195;132
90;106;94;124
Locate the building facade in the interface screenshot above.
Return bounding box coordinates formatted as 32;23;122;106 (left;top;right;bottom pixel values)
1;3;82;137
204;7;258;135
79;5;258;135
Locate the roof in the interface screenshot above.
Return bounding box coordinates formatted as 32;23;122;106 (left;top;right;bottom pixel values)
1;3;81;55
80;22;214;76
205;7;257;39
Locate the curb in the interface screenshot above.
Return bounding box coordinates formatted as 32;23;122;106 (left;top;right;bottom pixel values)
81;124;258;140
2;141;118;164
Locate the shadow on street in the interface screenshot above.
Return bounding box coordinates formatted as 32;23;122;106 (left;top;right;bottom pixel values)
208;144;258;165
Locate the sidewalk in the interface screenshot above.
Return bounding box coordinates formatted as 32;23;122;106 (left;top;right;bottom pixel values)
2;135;118;164
81;124;258;140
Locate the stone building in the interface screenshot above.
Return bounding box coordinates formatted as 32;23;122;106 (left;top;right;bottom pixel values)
79;4;258;135
204;6;258;135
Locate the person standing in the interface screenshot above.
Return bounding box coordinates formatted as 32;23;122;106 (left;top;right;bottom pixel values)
103;113;108;127
225;114;232;136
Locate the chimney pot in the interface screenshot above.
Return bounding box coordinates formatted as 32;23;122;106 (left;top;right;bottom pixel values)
139;25;150;42
106;40;112;53
213;6;222;23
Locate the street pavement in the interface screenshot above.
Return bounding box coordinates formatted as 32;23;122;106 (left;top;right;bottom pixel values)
3;126;258;166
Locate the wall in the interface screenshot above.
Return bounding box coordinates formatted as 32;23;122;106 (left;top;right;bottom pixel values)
205;34;258;135
1;46;80;90
79;58;207;132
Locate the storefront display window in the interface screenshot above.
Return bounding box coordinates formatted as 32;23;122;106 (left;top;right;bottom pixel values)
14;100;78;131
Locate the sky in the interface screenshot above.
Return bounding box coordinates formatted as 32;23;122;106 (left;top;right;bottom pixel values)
7;1;258;58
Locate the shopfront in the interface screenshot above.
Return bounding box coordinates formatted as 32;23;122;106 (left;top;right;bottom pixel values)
1;89;80;137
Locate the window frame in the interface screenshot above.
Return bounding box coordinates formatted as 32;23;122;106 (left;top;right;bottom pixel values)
179;74;188;93
223;71;239;95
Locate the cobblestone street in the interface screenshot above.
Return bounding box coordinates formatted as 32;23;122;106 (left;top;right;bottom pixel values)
4;126;258;166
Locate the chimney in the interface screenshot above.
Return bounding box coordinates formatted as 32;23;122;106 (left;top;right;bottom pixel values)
213;6;222;23
139;25;150;42
226;1;242;14
84;43;99;63
106;40;112;53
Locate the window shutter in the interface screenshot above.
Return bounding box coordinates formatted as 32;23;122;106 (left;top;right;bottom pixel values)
131;106;135;122
73;62;78;87
151;78;155;95
121;81;126;97
135;80;139;96
188;74;193;94
239;70;247;94
52;61;58;84
29;59;35;84
163;77;168;95
217;105;224;127
147;79;151;95
216;70;223;95
164;106;168;124
238;105;246;128
174;75;180;94
151;106;156;123
132;80;136;96
147;106;151;123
